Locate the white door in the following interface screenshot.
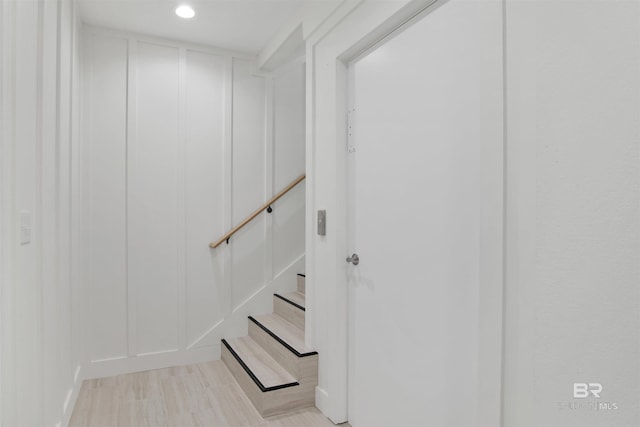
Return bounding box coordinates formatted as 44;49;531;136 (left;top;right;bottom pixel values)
346;1;501;426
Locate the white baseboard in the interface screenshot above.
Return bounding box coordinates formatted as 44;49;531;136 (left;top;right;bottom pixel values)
84;345;220;380
316;386;329;414
316;386;349;425
61;364;84;427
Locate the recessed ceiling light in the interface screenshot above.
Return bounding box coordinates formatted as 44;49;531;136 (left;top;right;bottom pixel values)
175;5;195;19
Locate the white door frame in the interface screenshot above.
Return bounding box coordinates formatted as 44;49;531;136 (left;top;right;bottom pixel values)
306;0;505;424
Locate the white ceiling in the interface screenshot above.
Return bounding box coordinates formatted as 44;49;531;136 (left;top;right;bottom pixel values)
78;0;306;55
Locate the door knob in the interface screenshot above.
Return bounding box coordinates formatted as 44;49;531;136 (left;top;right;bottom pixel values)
346;253;359;266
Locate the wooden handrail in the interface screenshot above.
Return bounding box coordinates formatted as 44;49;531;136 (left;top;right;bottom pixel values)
210;174;306;248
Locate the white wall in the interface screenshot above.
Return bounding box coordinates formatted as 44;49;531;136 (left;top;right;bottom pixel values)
82;27;306;378
0;0;84;426
272;60;306;275
503;1;640;426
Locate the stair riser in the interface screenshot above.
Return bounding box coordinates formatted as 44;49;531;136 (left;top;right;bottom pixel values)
273;296;305;330
222;343;314;417
262;380;315;417
248;320;318;382
249;320;299;378
221;343;263;414
297;275;305;294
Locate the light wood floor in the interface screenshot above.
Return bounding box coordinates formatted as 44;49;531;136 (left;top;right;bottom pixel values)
70;360;348;427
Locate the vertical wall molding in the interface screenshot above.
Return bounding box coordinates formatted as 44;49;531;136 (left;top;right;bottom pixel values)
1;0;83;425
35;1;46;424
304;39;316;352
0;0;17;424
264;74;275;285
223;55;234;318
125;37;136;358
0;0;4;420
42;0;62;422
80;22;92;371
65;1;85;424
69;0;83;379
177;47;187;351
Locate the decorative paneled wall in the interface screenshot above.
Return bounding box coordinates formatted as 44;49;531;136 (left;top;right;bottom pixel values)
82;27;305;377
0;0;84;426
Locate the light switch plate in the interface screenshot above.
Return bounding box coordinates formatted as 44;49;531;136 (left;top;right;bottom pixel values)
317;210;326;236
20;211;31;245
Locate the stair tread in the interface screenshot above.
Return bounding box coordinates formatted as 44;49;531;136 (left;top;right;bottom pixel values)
276;291;305;310
223;336;298;389
250;314;316;357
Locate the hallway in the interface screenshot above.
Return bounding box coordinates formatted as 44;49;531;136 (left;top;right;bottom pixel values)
2;0;640;425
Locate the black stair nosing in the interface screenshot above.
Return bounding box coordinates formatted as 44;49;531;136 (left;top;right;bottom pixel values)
248;316;318;358
274;293;305;312
221;338;299;393
297;273;306;277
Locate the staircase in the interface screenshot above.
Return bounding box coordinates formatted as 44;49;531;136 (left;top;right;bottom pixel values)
221;274;317;417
